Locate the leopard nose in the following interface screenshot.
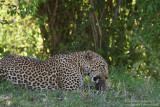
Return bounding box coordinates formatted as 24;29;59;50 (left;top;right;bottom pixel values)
103;73;109;79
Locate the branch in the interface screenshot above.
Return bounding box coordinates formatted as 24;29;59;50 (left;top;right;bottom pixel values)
90;12;99;51
90;0;103;49
112;0;121;25
49;0;58;25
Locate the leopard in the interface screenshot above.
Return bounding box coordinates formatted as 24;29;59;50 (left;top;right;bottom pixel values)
0;50;109;91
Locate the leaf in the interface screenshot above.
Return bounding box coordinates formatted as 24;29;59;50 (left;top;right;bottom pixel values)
1;0;5;2
20;11;26;18
11;10;16;16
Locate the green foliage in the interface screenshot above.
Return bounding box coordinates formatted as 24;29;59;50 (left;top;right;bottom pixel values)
126;0;160;80
0;0;44;59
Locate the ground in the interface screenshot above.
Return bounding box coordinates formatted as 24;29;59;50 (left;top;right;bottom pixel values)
0;67;160;107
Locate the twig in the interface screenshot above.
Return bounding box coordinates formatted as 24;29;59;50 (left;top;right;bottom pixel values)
0;97;13;101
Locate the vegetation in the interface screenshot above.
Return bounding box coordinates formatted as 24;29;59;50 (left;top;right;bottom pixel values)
0;0;160;106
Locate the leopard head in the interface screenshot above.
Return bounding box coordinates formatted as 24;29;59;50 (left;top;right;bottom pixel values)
82;50;109;83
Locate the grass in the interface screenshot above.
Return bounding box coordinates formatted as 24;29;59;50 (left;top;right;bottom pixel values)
0;67;160;107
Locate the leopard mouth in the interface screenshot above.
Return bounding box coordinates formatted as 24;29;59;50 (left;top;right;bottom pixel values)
91;75;103;83
92;75;108;91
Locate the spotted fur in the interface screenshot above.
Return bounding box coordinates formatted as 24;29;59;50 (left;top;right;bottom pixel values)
0;51;108;91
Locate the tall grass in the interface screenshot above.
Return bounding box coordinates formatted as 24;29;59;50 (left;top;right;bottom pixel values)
0;67;160;107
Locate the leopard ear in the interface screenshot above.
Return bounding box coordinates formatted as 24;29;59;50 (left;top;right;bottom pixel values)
85;50;96;61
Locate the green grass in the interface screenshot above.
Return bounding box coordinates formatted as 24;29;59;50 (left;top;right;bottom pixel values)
0;67;160;107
